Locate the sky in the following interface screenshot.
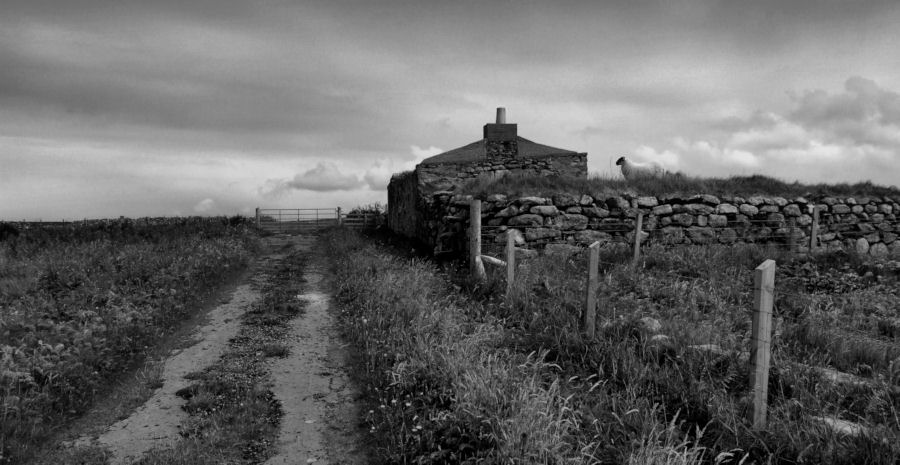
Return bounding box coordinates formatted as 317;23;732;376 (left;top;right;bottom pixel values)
2;0;900;220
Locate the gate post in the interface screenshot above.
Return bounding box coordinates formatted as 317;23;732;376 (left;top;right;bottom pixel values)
584;241;600;338
750;259;776;430
469;200;486;282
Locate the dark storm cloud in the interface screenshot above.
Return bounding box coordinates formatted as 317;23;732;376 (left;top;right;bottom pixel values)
0;1;419;156
3;0;900;219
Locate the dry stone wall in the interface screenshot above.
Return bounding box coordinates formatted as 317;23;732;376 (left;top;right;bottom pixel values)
387;170;420;239
388;153;587;247
426;192;900;257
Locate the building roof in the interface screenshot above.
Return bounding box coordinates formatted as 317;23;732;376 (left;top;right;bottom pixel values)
420;136;580;165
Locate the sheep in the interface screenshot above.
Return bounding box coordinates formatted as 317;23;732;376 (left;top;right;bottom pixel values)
615;156;666;180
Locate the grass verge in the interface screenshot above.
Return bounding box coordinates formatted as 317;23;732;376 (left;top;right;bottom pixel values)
329;228;900;463
326;228;583;463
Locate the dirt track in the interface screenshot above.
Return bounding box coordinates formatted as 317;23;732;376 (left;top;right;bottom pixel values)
263;235;364;464
67;234;364;464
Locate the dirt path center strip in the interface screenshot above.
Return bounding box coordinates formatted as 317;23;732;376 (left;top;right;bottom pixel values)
89;282;260;464
263;236;364;465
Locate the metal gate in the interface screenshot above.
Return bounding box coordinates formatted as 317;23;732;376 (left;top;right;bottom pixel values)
254;208;381;234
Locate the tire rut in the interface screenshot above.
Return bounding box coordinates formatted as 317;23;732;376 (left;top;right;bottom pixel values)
263;235;365;464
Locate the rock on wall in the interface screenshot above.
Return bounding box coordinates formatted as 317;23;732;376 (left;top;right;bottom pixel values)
425;192;900;257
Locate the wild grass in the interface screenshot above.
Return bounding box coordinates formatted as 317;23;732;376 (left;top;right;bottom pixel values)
498;243;900;463
462;172;900;199
331;227;900;463
326;229;584;463
0;217;258;464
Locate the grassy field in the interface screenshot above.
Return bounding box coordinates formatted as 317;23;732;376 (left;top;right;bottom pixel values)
463;172;900;199
327;228;900;464
0;218;258;464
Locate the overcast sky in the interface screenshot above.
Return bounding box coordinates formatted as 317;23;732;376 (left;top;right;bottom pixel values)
2;0;899;220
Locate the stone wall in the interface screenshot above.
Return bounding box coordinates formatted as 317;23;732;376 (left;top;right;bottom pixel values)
386;170;420;238
388;153;587;247
426;192;900;257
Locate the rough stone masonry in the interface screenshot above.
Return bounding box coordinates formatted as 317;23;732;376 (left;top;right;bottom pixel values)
387;108;587;247
429;192;900;257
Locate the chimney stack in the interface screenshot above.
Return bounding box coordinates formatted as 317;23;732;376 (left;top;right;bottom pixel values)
484;107;517;158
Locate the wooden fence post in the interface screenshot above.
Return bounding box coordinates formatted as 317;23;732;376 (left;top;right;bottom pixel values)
337;207;342;226
506;229;515;297
632;212;644;266
750;259;776;430
255;207;260;228
469;200;486;282
809;206;819;252
788;218;797;255
584;241;601;338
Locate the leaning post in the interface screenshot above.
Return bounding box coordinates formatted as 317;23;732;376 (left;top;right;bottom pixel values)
809;206;819;252
469;200;486;282
584;241;601;338
506;229;515;298
750;259;776;430
632;212;644;266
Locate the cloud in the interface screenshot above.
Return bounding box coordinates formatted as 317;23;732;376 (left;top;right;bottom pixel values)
634;77;900;186
789;76;900;146
410;145;443;160
262;162;364;197
193;198;216;213
362;145;443;190
573;125;605;140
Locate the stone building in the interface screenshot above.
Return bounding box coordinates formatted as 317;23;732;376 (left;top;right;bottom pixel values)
388;108;588;249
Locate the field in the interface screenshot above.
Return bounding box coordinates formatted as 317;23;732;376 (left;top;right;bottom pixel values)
0;218;258;464
328;228;900;464
3;214;898;464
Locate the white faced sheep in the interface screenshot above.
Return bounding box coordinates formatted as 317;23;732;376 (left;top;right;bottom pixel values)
615;156;666;180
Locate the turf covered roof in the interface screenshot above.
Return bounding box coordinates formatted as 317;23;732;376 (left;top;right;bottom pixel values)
420;136;580;165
